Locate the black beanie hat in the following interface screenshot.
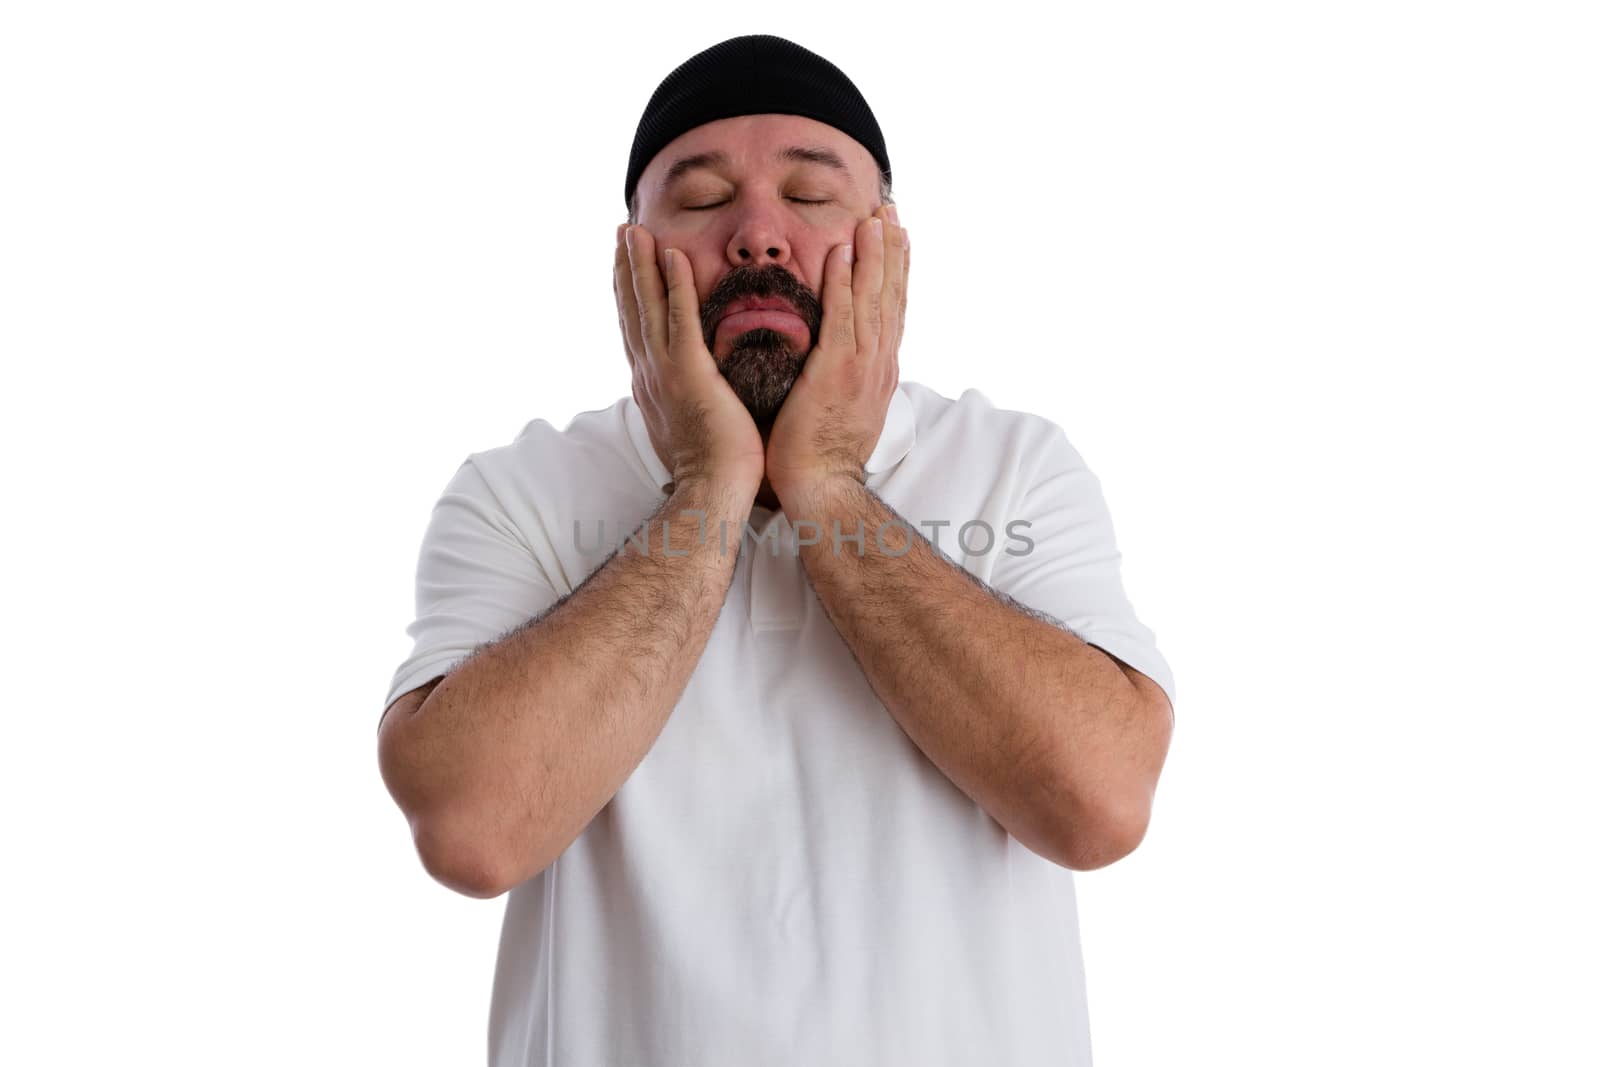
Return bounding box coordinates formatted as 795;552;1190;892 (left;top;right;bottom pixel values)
624;34;891;211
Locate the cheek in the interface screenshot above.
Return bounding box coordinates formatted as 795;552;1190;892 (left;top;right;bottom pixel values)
802;233;853;277
655;236;713;303
797;245;836;291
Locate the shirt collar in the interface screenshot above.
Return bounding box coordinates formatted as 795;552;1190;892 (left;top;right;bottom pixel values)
624;382;917;495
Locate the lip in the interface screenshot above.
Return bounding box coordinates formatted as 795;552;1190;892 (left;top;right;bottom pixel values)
717;308;808;335
720;297;801;321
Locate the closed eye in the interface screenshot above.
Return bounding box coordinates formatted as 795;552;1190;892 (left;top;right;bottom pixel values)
684;198;832;211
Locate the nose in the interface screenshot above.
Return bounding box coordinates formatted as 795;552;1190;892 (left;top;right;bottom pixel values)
726;207;792;268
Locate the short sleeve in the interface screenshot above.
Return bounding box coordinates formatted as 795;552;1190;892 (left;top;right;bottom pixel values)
986;425;1176;709
382;456;563;714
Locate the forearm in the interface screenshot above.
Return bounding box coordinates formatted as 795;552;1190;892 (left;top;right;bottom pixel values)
787;478;1157;868
389;475;753;890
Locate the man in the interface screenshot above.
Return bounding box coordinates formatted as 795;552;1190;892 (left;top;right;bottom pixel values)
378;34;1175;1067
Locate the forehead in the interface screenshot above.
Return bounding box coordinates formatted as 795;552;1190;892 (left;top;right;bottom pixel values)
640;113;877;196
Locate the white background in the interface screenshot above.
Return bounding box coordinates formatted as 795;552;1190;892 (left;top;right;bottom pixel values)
3;2;1595;1064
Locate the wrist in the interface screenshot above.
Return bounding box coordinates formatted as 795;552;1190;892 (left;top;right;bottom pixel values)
666;469;760;516
772;469;867;519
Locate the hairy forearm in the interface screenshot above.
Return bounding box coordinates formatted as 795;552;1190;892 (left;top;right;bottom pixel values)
387;476;753;891
786;478;1162;869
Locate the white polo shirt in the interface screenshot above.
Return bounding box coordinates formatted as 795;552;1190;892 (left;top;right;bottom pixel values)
384;379;1175;1067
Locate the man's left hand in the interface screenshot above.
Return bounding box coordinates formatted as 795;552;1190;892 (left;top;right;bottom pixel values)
766;204;909;508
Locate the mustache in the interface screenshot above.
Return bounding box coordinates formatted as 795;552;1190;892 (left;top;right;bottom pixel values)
699;264;823;347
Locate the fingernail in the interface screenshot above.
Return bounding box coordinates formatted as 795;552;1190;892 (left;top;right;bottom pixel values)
871;218;883;237
625;227;634;252
844;244;854;264
886;205;900;224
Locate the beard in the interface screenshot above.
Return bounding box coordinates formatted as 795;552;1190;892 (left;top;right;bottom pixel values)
716;329;807;429
699;263;823;431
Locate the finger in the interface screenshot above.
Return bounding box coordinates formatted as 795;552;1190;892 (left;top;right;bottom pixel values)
614;225;642;369
878;211;907;359
660;246;711;371
626;224;668;360
852;216;885;360
899;231;909;355
819;241;856;363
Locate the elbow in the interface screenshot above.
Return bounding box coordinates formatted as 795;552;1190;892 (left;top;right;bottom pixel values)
1052;790;1154;872
378;687;531;899
412;810;517;900
410;796;563;900
1049;679;1172;871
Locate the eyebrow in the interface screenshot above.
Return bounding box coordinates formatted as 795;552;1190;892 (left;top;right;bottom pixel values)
658;145;856;194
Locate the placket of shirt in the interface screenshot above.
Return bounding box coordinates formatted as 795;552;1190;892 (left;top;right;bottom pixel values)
746;508;807;632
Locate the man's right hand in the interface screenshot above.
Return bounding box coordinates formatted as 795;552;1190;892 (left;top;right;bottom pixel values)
614;223;765;494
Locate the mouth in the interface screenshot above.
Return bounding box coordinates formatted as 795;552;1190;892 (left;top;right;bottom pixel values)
719;297;802;323
717;308;808;335
715;295;810;344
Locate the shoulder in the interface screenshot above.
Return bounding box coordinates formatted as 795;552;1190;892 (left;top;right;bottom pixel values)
456;397;648;502
900;380;1082;477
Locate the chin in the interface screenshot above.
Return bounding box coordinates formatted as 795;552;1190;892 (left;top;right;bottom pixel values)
718;328;808;427
718;329;808;362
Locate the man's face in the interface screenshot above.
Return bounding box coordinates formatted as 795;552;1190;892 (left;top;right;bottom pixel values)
633;113;885;426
